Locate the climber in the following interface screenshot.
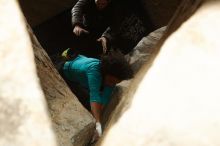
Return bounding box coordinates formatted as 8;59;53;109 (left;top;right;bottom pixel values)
71;0;112;57
60;42;134;141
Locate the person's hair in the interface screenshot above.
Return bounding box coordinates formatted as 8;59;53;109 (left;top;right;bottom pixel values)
101;50;134;80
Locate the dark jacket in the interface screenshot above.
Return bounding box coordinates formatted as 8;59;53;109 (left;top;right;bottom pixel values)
71;0;111;35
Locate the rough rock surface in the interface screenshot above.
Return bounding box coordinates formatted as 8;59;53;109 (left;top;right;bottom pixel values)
0;1;57;146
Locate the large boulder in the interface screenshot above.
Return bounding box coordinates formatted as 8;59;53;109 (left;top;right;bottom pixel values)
0;1;57;146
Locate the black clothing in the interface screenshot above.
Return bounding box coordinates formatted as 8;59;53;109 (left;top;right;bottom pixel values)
71;0;112;57
71;0;111;35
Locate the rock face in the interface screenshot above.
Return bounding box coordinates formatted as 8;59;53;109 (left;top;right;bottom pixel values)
0;0;95;146
0;1;57;146
99;0;220;146
127;26;167;72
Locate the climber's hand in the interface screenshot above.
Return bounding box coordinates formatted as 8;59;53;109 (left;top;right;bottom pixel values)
97;37;108;54
73;25;89;36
